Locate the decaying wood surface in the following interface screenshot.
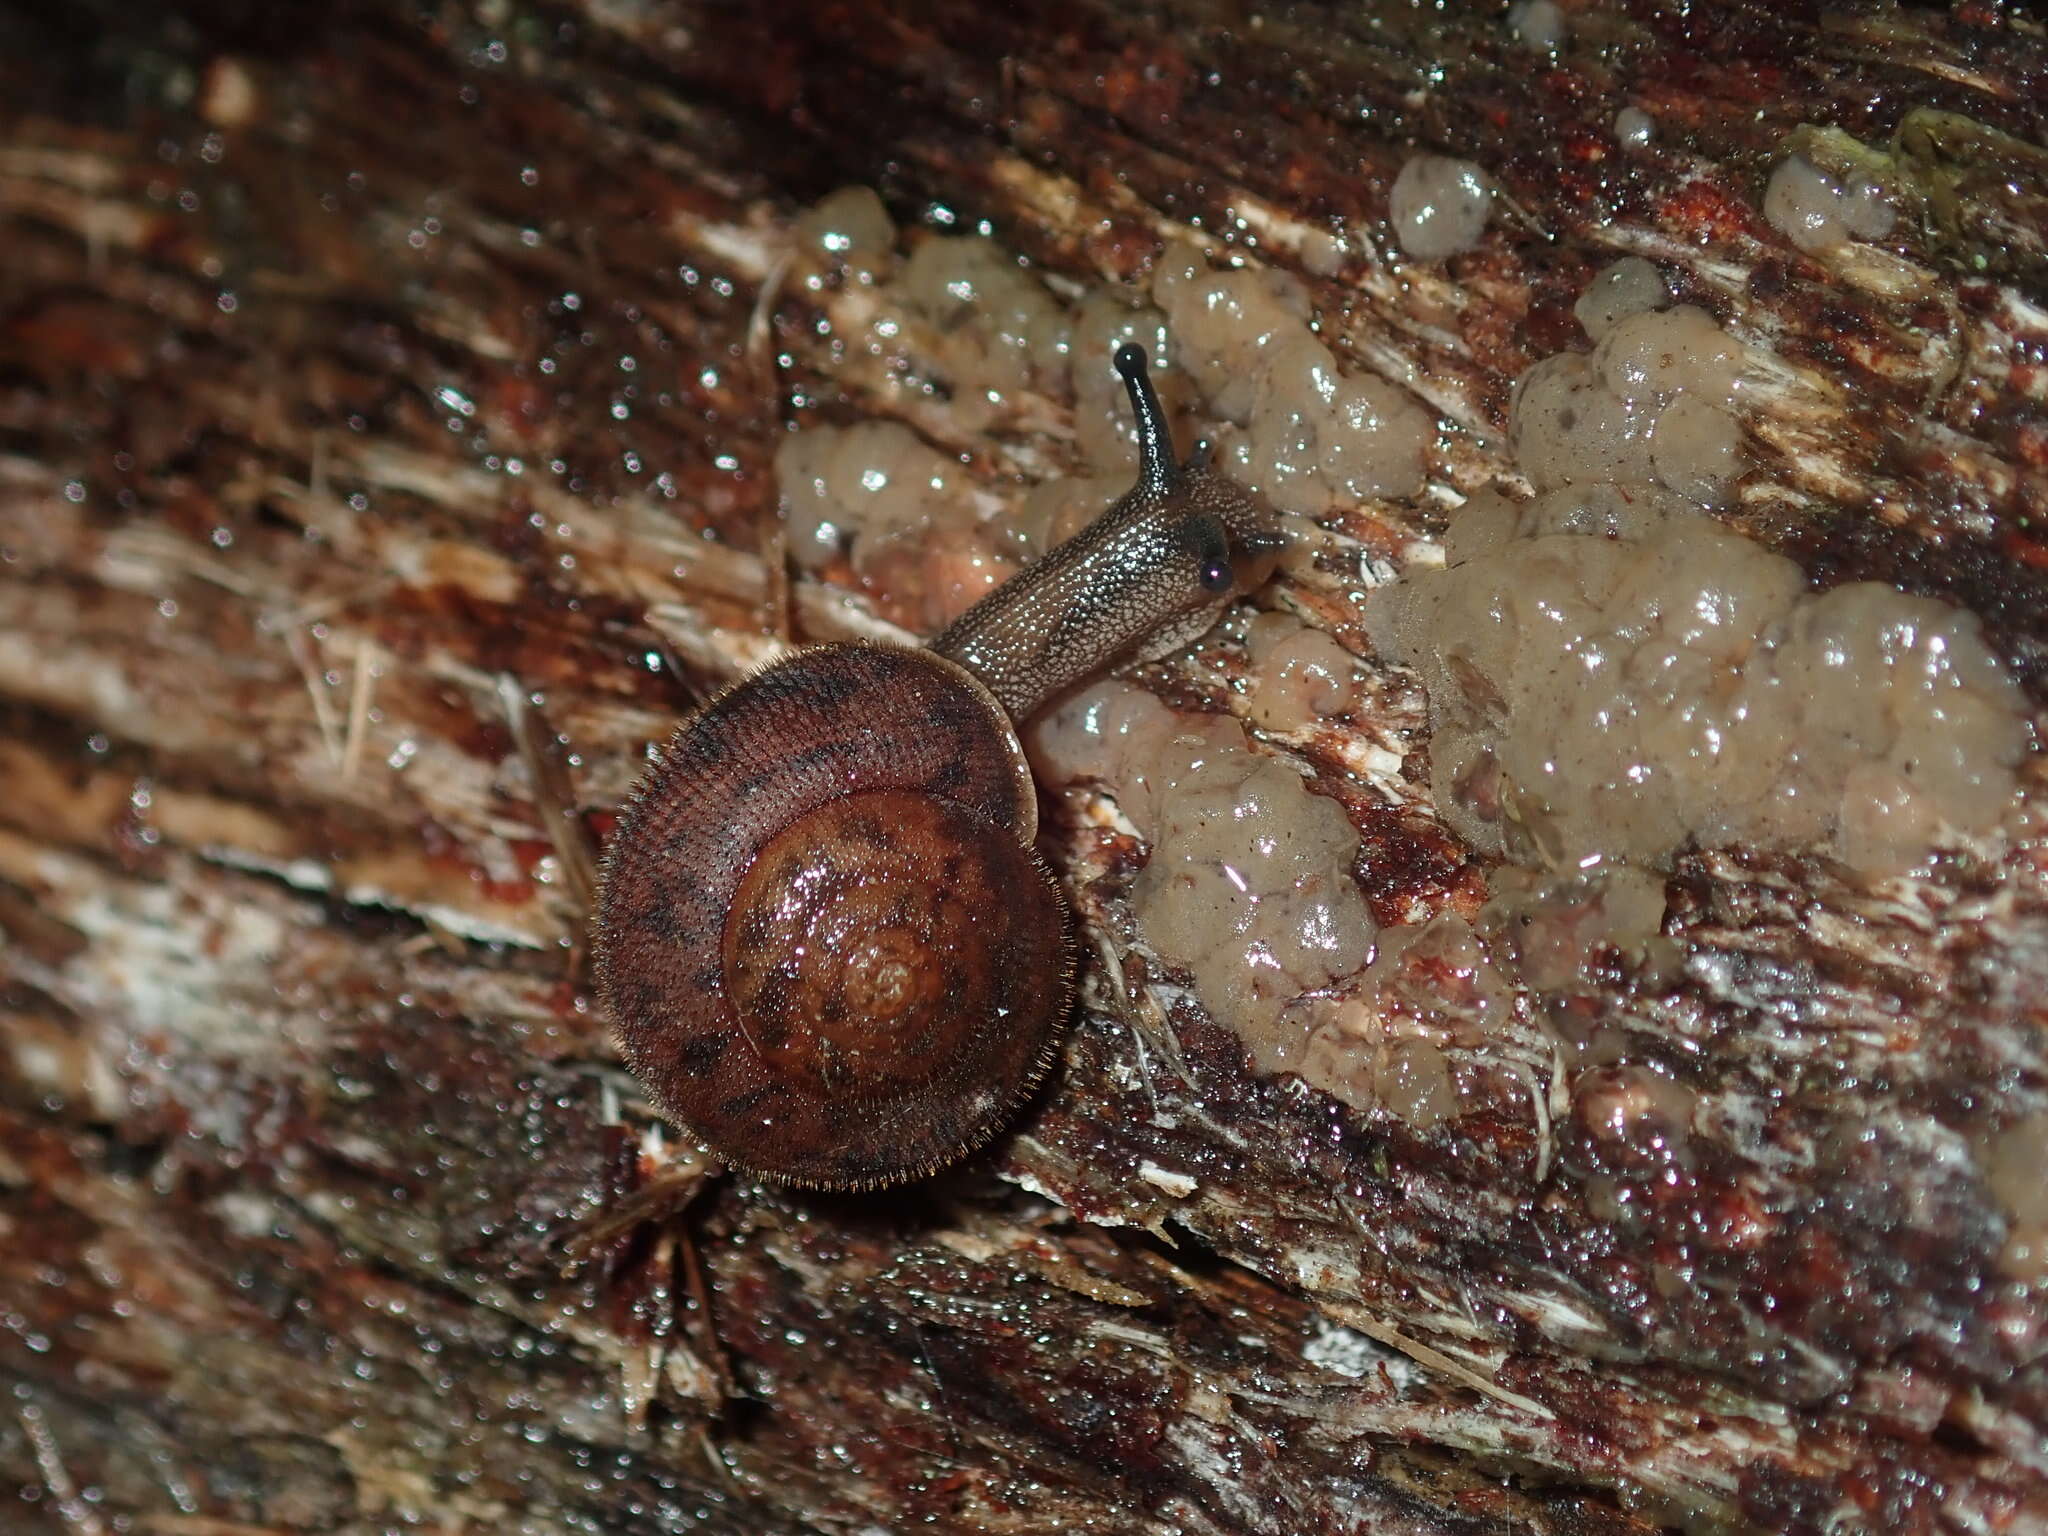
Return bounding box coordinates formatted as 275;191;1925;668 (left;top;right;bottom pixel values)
2;1;2045;1532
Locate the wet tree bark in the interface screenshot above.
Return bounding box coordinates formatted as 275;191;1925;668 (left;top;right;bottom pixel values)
1;2;2045;1533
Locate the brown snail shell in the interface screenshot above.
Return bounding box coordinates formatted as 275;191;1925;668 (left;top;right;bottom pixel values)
596;644;1071;1189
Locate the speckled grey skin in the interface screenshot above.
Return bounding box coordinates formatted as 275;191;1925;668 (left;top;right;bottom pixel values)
932;344;1287;720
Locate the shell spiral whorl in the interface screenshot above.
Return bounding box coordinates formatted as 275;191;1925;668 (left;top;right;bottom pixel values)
595;645;1070;1189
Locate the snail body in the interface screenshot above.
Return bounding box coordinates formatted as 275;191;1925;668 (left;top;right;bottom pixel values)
596;345;1284;1188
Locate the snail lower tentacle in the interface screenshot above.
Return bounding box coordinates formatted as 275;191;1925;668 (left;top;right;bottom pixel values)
594;345;1284;1189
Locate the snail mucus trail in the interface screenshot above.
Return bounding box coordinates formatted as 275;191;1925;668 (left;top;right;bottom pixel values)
595;344;1285;1189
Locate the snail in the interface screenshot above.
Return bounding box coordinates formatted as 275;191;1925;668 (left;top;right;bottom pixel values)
595;344;1285;1189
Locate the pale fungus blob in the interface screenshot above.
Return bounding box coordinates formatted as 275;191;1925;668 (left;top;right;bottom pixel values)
1613;107;1655;149
1244;612;1365;734
894;234;1070;417
1281;914;1503;1126
792;184;897;283
1029;680;1376;1054
772;421;1014;629
775;420;963;573
1388;154;1494;261
1386;496;2029;875
1984;1113;2048;1284
1297;226;1351;278
1228;335;1436;513
1149;240;1434;512
1506;0;1568;53
1297;1000;1462;1128
1571;256;1672;341
1763;153;1897;253
1275;258;2030;1144
1377;261;2029;878
1149;245;1314;422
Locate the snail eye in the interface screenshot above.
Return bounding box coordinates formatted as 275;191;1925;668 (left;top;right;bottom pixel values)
1180;511;1235;595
